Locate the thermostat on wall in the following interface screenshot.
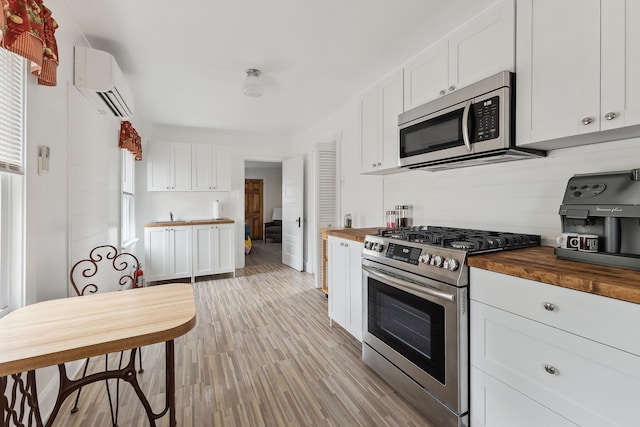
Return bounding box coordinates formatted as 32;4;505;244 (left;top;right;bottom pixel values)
38;145;50;175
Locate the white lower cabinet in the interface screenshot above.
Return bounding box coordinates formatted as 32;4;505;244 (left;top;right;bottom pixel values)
470;268;640;427
327;236;363;341
192;223;235;276
145;223;235;283
144;225;192;282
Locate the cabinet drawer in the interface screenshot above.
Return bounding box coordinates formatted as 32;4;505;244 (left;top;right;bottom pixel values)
471;301;640;427
470;268;640;355
471;366;578;427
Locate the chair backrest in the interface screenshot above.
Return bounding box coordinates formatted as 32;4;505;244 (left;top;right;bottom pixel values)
70;245;141;296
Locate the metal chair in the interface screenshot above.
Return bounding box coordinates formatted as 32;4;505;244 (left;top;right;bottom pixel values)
69;244;143;426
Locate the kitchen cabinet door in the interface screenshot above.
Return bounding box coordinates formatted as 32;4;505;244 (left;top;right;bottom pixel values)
359;70;403;175
448;0;515;92
192;144;232;191
144;227;170;282
600;0;640;132
516;0;600;146
327;236;363;341
403;0;514;111
193;225;216;276
359;87;380;174
144;225;192;282
328;236;350;330
147;141;191;191
213;223;234;273
403;40;449;111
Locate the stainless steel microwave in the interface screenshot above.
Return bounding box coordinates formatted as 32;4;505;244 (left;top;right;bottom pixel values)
398;71;545;171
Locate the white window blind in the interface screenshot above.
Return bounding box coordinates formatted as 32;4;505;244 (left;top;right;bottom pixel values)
0;48;25;175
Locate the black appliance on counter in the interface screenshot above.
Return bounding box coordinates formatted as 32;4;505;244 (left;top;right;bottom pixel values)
556;169;640;270
362;226;540;427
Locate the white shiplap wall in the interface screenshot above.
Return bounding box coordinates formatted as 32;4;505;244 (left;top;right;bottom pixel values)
384;138;640;244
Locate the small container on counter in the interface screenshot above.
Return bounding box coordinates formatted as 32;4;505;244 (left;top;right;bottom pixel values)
344;213;352;228
386;210;397;228
395;205;410;228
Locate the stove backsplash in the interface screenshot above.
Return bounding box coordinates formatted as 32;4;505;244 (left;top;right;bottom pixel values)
377;139;640;246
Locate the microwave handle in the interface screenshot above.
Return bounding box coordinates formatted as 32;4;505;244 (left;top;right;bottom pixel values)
462;100;472;152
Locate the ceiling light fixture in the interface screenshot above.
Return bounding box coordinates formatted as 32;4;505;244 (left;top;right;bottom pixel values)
242;68;264;97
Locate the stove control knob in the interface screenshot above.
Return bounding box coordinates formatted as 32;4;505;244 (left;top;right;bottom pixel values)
364;241;371;250
434;255;444;268
445;258;459;271
373;242;384;252
419;253;431;264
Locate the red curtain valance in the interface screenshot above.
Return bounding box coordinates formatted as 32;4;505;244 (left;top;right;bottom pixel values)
0;0;59;86
119;121;142;160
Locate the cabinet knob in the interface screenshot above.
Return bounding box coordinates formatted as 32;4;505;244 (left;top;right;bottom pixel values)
544;364;557;375
449;85;456;92
543;302;556;311
372;163;377;167
604;112;617;121
439;89;446;96
377;162;382;166
581;117;594;125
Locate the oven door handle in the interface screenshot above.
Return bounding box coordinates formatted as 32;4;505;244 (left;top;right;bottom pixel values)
363;265;456;303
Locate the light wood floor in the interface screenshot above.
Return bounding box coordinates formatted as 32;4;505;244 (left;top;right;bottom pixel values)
244;241;282;266
52;263;433;426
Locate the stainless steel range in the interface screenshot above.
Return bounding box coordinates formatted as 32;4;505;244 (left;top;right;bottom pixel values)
362;226;540;427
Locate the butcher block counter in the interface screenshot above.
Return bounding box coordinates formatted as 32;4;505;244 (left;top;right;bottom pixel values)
145;219;234;227
468;245;640;305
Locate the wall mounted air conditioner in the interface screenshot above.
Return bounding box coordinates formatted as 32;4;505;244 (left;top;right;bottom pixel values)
74;46;134;119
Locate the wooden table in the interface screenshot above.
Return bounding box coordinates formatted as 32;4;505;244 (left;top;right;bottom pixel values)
0;283;196;426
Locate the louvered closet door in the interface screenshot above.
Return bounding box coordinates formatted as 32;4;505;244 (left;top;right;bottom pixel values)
316;142;337;289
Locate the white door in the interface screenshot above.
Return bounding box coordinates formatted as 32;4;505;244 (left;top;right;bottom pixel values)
282;156;304;271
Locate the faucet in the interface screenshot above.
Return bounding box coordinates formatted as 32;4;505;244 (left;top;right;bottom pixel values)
170;211;174;221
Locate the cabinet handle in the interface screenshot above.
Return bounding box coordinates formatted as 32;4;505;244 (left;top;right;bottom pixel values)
581;117;594;125
604;112;617;121
544;364;556;375
543;302;556;311
449;85;456;92
439;89;446;96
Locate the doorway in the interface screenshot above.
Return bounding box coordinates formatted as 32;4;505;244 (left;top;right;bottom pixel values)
244;161;283;267
245;179;263;240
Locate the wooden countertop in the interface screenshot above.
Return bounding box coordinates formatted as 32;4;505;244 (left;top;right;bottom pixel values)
468;246;640;305
0;283;196;376
145;219;234;227
322;227;380;243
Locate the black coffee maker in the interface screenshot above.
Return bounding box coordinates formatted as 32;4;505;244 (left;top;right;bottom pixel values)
555;169;640;271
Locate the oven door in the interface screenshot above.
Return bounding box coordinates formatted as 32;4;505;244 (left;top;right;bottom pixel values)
362;259;468;414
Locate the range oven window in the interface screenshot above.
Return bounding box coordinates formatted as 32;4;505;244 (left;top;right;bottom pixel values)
367;278;446;384
400;107;474;158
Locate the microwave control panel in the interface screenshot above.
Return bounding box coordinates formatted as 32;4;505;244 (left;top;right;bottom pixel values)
474;96;499;141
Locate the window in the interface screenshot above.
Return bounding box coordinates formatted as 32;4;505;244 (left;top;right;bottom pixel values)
0;48;25;318
121;149;136;248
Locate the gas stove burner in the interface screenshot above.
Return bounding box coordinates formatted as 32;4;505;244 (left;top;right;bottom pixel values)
450;241;476;250
375;225;541;254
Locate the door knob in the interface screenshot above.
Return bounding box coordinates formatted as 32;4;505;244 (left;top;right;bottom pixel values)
296;217;301;228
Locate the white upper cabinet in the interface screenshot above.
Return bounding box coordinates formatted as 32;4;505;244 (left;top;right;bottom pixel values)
359;70;404;175
191;144;231;191
403;0;515;111
516;0;640;149
147;141;231;192
147;141;191;191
